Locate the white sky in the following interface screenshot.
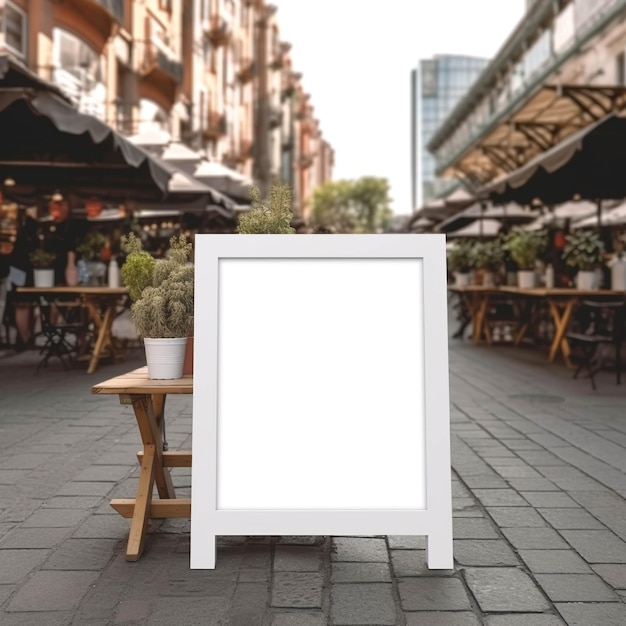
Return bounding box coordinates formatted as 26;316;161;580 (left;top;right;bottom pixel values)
272;0;526;216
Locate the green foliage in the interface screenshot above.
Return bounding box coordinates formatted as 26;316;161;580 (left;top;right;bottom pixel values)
447;241;474;273
77;231;108;261
471;240;505;272
311;177;393;233
504;228;547;271
120;233;156;302
237;182;295;233
562;230;605;271
120;233;194;338
29;248;56;269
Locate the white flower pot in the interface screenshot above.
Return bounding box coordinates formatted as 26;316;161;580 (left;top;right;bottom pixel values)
33;268;55;288
576;270;595;291
144;337;187;380
454;272;470;287
517;270;535;289
482;271;495;287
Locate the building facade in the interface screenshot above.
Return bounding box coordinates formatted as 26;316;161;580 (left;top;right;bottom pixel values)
428;0;626;195
0;0;333;215
410;55;488;209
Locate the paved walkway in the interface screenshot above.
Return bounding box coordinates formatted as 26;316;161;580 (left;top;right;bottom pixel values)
0;336;625;625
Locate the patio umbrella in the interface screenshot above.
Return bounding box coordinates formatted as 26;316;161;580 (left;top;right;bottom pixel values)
437;202;537;233
446;219;502;238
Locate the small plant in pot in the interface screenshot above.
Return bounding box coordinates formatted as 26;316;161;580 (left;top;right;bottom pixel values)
120;233;194;379
29;248;57;287
562;230;605;290
237;181;296;234
470;240;504;286
447;241;473;287
504;228;547;288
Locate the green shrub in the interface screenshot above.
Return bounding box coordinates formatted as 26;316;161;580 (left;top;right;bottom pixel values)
562;230;604;271
237;182;295;234
504;228;547;271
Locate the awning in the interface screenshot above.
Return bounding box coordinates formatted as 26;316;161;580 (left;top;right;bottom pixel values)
573;200;626;228
481;113;626;206
436;202;537;233
446;219;502;238
523;200;598;230
443;85;626;186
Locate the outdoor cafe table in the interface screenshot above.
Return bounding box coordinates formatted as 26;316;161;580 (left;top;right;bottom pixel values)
448;285;501;344
19;286;128;374
500;287;626;367
92;367;192;561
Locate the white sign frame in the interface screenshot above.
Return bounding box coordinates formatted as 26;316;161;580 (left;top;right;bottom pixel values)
191;234;452;569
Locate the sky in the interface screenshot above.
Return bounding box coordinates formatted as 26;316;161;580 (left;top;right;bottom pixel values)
272;0;527;216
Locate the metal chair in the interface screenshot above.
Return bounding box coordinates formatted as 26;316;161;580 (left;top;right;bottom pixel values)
36;296;89;371
566;300;625;390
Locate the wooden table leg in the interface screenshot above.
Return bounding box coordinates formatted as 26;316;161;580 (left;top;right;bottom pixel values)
547;298;575;367
84;296;125;374
472;294;490;344
118;393;176;561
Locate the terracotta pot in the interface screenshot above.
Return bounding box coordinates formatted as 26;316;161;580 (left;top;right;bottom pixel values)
183;336;194;375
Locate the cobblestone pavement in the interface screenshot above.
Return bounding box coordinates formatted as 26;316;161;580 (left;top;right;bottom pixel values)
0;336;625;625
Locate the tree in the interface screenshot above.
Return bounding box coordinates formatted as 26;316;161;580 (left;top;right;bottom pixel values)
310;177;393;233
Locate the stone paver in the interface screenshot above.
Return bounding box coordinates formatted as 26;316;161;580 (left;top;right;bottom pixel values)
1;328;626;623
464;567;551;612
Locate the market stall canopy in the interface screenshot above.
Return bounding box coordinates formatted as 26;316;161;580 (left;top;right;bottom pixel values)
446;218;502;238
436;202;537;233
192;159;253;204
524;200;598;231
573;200;626;228
481;112;626;206
0;58;220;205
437;84;626;187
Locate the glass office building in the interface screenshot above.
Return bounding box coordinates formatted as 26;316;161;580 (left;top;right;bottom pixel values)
411;55;488;208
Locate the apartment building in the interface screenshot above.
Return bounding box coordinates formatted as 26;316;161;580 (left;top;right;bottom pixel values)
0;0;333;214
427;0;626;197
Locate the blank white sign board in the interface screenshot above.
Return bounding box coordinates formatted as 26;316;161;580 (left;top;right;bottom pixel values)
191;234;452;569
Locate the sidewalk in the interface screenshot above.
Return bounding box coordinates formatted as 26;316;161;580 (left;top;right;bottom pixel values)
0;338;625;625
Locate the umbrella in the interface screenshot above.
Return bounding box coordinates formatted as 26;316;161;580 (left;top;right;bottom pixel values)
446;219;502;238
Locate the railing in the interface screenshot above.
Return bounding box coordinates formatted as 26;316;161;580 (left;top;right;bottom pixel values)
143;42;183;84
95;0;124;23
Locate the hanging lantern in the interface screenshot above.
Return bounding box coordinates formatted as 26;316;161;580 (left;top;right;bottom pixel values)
49;198;69;222
85;197;103;218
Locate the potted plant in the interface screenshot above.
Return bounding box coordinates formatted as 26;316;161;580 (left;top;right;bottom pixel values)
447;241;473;287
77;231;109;286
237;182;296;234
470;240;504;286
120;233;194;379
29;248;57;287
504;228;547;288
562;230;605;290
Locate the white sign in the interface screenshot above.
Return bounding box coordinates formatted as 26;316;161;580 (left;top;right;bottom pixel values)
191;234;453;569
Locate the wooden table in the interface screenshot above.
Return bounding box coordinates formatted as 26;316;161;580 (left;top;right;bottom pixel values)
500;287;626;367
19;286;128;374
448;286;502;344
92;367;192;561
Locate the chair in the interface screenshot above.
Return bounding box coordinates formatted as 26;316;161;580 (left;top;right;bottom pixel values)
36;296;89;371
566;300;625;390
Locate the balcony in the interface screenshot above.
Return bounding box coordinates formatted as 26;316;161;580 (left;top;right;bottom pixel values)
141;42;183;85
237;58;255;83
95;0;124;23
204;14;231;46
205;111;228;139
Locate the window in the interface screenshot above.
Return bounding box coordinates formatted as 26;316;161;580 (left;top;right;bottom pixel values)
52;28;105;119
4;1;27;58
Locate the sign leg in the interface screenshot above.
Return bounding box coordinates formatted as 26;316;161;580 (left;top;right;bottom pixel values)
426;531;454;569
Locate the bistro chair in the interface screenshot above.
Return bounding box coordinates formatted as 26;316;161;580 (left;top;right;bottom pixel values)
565;300;625;390
36;295;90;371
